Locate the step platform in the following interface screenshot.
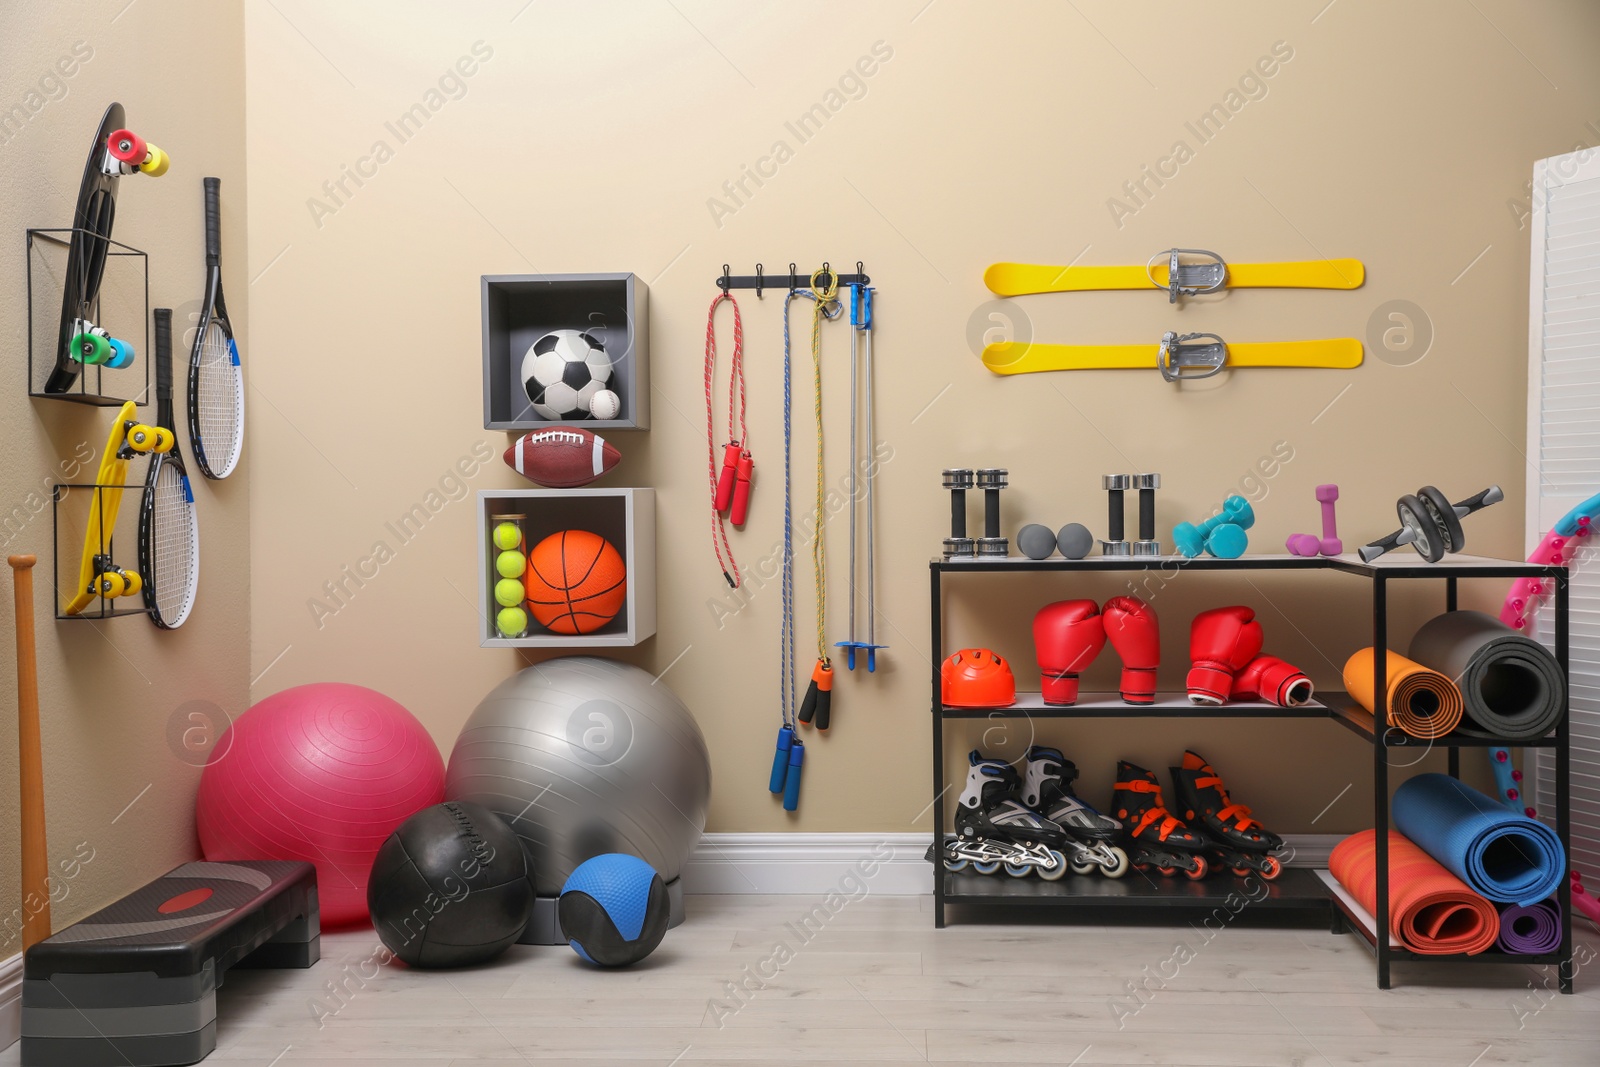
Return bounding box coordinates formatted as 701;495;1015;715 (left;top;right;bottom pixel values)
22;860;319;1067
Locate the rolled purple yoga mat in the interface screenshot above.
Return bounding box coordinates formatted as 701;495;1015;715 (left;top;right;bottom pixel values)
1497;899;1561;954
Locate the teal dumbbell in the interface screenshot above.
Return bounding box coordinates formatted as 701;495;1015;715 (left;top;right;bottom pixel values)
1173;495;1255;558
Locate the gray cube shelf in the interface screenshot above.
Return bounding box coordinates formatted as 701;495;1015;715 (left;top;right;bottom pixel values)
481;273;649;432
476;488;655;648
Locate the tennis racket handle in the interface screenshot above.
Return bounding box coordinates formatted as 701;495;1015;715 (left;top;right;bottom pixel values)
153;308;173;391
203;177;221;260
769;726;794;794
714;443;740;512
730;453;754;526
782;739;804;812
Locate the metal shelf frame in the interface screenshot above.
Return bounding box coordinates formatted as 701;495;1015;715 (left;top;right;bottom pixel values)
928;552;1573;992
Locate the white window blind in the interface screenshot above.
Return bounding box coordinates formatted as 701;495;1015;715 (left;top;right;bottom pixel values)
1527;150;1600;883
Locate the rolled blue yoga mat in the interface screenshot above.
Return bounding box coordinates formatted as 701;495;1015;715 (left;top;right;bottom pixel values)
1392;773;1565;906
1497;899;1562;954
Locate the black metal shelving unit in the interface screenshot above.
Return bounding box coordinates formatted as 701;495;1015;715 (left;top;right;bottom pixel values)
929;552;1573;992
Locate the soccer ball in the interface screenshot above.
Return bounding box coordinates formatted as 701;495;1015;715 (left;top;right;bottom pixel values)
522;330;613;420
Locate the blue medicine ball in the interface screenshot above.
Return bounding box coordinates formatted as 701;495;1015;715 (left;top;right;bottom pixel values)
558;854;669;967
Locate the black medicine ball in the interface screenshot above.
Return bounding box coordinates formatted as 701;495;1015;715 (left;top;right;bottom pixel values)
368;801;534;968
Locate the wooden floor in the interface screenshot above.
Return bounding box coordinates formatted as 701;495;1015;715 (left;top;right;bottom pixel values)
8;894;1598;1066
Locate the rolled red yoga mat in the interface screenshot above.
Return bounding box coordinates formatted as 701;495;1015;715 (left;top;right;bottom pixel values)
1330;830;1499;955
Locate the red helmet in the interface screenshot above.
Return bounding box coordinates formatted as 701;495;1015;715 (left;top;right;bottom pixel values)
941;648;1016;708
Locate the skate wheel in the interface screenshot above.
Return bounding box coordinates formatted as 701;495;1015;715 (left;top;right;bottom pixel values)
943;855;968;873
121;570;143;596
108;128;146;164
105;338;135;369
140;144;170;177
127;424;160;453
73;332;110;365
1186;855;1209;880
1157;865;1175;877
152;427;175;453
1003;861;1033;879
1258;855;1282;881
1100;847;1130;879
971;860;1001;876
1037;850;1069;882
1069;856;1097;876
1133;862;1150;873
96;571;126;598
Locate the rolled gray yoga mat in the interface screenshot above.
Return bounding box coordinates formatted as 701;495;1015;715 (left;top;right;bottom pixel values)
1407;610;1565;740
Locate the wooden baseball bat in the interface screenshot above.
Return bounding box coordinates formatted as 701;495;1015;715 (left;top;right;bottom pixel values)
9;554;50;949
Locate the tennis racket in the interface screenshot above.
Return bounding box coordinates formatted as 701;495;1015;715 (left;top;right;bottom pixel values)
187;176;244;479
141;308;199;628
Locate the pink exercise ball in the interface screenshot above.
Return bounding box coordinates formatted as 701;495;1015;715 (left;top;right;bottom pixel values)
196;682;445;926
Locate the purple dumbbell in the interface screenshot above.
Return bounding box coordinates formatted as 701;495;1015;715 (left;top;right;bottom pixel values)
1286;484;1341;557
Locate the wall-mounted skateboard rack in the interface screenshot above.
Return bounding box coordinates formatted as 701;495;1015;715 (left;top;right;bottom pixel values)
52;481;148;621
27;228;149;407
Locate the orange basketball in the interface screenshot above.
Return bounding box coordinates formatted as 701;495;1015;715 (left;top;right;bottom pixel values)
524;530;627;635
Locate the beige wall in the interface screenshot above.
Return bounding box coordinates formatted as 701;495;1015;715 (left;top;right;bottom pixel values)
0;1;249;944
240;1;1600;837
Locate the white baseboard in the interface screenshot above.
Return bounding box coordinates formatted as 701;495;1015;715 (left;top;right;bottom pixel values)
681;832;1341;895
0;951;20;1052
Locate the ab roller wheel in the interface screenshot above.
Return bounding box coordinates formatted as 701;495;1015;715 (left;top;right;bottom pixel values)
1360;485;1503;563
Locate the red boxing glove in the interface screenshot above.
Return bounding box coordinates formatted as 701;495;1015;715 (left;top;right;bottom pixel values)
1103;596;1159;705
714;442;741;512
730;451;754;526
1188;606;1263;705
1230;655;1313;707
1032;600;1105;705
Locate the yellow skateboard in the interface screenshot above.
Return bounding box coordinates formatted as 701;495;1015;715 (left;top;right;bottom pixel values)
64;400;171;615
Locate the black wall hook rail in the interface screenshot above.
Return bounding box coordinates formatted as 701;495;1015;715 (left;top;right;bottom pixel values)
717;262;870;296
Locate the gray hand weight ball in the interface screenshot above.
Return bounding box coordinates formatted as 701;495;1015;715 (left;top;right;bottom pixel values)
1057;523;1094;559
1017;524;1058;560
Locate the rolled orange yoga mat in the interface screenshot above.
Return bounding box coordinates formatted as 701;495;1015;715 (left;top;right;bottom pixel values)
1330;830;1499;955
1342;647;1463;739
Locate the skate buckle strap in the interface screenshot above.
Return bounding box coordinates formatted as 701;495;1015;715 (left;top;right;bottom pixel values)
1157;331;1227;382
1197;773;1265;831
1147;247;1227;303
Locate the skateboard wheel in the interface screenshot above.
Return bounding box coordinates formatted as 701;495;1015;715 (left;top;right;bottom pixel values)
121;570;143;596
107;128;146;164
73;332;111;365
127;425;159;453
96;571;127;598
139;144;170;177
152;427;176;453
105;338;135;369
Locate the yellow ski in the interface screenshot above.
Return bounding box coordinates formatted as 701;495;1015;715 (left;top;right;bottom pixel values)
982;333;1363;379
984;249;1364;301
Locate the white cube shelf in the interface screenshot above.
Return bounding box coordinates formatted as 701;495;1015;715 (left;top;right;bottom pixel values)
476;488;655;648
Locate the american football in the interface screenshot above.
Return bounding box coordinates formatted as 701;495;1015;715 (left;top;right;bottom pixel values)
503;427;621;488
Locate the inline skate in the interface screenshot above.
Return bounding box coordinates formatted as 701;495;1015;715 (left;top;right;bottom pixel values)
929;751;1070;880
1112;761;1209;879
1020;746;1129;877
1168;750;1283;880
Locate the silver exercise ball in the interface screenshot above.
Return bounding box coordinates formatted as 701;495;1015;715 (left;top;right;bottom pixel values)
445;656;711;898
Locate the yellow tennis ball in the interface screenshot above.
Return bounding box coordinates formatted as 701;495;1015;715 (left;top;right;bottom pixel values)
496;550;526;579
494;577;525;608
496;606;528;637
493;522;523;551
